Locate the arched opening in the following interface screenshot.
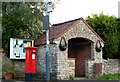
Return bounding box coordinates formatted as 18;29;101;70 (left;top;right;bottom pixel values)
68;38;92;77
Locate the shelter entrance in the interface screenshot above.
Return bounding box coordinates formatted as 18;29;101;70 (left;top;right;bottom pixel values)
68;38;92;77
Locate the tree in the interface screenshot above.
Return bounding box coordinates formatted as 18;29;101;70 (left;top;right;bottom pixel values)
2;1;58;56
2;2;44;56
86;13;119;59
116;18;120;58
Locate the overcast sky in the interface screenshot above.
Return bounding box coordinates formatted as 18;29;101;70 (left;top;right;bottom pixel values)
50;0;120;24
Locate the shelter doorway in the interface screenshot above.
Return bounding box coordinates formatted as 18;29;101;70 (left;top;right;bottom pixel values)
68;38;91;77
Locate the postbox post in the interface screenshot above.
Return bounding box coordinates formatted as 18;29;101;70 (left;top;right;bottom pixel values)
24;47;38;81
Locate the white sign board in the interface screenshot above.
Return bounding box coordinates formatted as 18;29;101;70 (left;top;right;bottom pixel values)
10;38;34;59
32;54;35;59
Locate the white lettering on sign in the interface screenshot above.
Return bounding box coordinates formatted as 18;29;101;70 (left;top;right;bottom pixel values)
32;54;35;59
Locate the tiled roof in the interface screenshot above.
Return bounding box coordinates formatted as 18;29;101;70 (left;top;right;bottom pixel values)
35;18;104;45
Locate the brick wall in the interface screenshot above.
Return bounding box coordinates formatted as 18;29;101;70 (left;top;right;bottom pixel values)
85;59;96;78
37;44;58;80
102;59;120;75
85;59;120;79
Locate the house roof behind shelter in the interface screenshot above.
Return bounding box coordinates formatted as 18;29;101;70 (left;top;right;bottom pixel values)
35;18;104;45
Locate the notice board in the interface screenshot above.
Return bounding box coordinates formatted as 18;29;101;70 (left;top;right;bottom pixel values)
10;38;34;59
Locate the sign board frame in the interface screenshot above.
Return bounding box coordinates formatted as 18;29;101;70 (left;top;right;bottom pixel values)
10;38;34;59
43;15;49;30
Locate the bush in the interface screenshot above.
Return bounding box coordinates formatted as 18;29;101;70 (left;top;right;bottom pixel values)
86;13;119;59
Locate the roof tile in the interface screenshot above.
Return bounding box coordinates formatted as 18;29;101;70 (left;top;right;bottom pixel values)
35;18;104;45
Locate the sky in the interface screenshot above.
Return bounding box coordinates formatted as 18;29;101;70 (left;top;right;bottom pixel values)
50;0;120;24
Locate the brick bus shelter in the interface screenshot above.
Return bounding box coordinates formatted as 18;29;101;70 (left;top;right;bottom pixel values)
35;18;104;80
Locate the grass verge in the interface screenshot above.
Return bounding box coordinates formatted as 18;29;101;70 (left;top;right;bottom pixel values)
95;73;120;80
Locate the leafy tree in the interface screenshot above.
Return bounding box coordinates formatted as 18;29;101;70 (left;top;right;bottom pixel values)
86;13;119;59
2;1;59;56
116;18;120;58
2;2;57;56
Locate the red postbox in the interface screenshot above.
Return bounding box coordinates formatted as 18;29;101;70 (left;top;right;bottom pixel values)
24;47;38;80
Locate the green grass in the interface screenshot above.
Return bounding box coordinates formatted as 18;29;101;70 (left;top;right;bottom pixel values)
95;74;120;80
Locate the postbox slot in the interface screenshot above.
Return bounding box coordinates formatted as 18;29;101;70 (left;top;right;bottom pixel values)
31;52;36;54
